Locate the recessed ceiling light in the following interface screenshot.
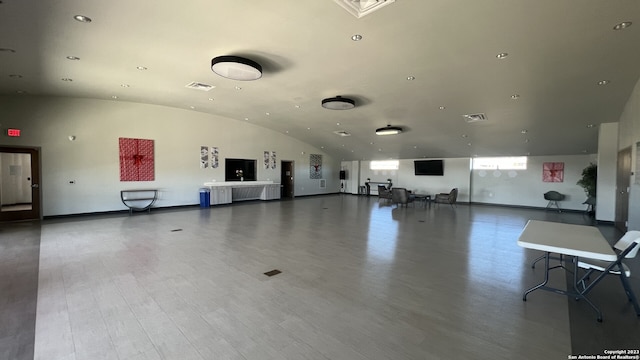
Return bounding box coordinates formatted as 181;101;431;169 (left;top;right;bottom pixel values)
235;86;242;90
244;117;249;121
613;22;632;30
336;122;340;125
73;15;92;23
265;112;270;115
285;130;289;133
136;66;147;70
190;106;196;109
66;56;80;60
370;142;374;145
496;52;509;59
586;124;595;128
121;84;130;87
597;80;610;85
351;34;363;41
61;78;73;81
0;48;16;53
9;74;22;78
307;127;311;130
208;98;214;101
461;134;468;138
439;106;446;110
521;129;528;134
467;143;472;146
413;146;418;149
511;94;520;99
407;76;415;80
112;96;118;99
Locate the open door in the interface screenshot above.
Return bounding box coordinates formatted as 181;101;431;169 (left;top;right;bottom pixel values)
615;147;631;232
280;160;294;198
0;146;41;221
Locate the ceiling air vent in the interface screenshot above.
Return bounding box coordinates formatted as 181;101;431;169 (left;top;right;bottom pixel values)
333;0;396;18
333;130;352;137
185;82;215;91
462;113;487;123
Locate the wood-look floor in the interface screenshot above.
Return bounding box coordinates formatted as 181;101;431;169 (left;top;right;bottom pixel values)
1;195;638;360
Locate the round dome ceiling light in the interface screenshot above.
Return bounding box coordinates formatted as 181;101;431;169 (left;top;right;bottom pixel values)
211;55;262;81
375;125;403;136
321;96;355;110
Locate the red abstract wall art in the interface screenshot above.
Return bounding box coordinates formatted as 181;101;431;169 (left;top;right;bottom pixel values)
542;162;564;182
119;138;155;181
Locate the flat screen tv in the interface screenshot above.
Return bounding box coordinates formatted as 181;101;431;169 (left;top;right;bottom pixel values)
414;160;444;176
225;158;257;181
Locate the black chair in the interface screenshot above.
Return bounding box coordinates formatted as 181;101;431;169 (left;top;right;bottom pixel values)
544;191;565;212
377;184;392;202
435;188;458;208
391;188;415;207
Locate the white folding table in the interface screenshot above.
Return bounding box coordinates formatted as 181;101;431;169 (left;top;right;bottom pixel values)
517;220;640;322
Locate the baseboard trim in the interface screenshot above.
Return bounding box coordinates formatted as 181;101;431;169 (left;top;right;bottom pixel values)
469;201;588;214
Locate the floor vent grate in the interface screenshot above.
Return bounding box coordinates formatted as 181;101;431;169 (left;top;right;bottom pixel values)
264;269;282;277
462;113;487;123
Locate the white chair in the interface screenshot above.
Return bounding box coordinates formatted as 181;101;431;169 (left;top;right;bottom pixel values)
576;230;640;316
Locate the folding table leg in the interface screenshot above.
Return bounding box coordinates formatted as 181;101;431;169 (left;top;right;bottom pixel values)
523;252;551;301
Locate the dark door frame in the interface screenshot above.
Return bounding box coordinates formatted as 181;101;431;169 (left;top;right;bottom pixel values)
280;160;294;198
0;145;42;221
615;146;631;232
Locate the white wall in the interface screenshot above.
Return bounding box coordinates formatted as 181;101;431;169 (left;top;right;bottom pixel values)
618;77;640;230
596;123;619;221
0;96;340;216
359;158;471;202
355;155;607;211
471;155;596;211
339;160;361;194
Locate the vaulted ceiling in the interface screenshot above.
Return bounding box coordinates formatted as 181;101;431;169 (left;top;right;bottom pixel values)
1;0;639;160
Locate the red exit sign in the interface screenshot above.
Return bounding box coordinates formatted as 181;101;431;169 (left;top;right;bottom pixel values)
7;128;21;137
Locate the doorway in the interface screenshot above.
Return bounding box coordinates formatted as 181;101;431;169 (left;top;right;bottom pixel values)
280;160;294;198
0;146;41;221
615;146;631;232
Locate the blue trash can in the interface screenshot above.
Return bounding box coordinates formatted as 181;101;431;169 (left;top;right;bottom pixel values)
199;188;210;208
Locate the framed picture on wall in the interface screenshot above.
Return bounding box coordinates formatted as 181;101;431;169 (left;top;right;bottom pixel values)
542;162;564;182
310;154;322;179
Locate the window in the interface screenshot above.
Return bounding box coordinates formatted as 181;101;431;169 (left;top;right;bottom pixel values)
370;160;399;170
472;157;527;170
